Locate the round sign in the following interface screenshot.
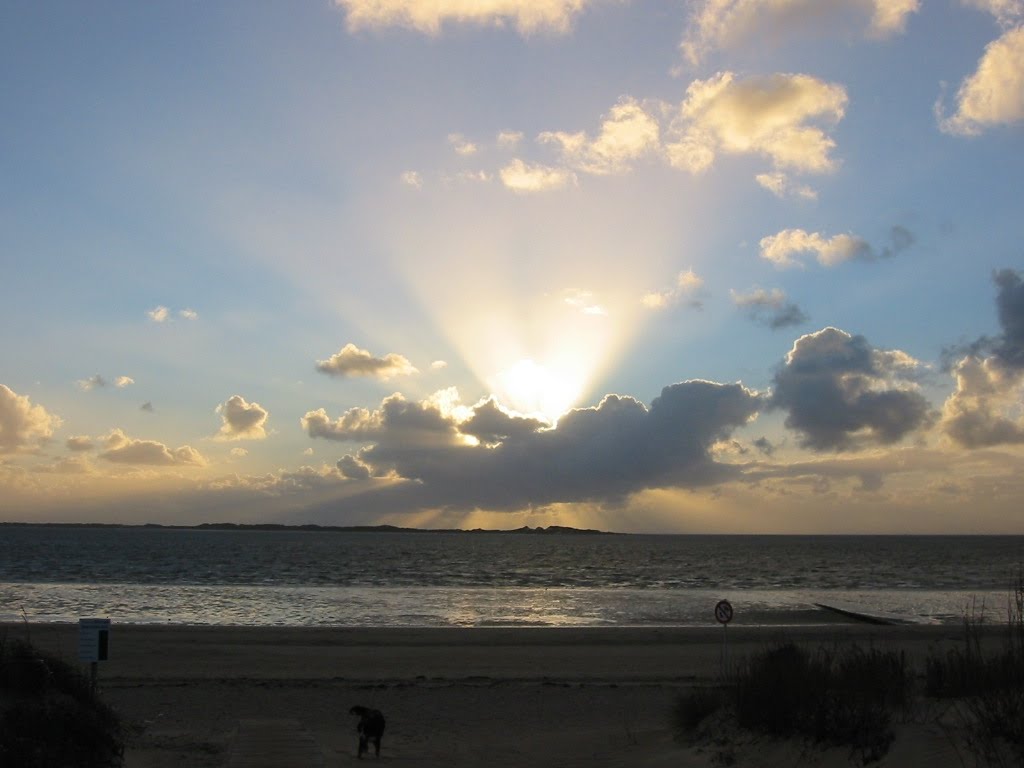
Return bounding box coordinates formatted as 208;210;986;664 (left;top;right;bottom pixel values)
714;599;734;625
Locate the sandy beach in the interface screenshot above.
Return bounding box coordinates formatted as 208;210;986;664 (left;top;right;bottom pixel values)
4;622;981;767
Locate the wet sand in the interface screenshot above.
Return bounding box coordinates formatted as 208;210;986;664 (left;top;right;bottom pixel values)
6;623;973;766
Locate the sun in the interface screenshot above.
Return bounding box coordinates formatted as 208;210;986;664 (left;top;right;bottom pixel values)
493;359;582;423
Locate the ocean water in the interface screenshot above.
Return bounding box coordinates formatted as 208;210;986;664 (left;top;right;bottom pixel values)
1;527;1022;627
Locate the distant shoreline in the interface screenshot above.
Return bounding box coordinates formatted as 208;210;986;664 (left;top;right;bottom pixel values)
0;521;619;535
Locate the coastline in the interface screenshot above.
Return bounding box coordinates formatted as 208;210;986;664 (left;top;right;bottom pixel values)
5;622;972;766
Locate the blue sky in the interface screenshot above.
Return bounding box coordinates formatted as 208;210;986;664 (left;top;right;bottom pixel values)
2;0;1023;532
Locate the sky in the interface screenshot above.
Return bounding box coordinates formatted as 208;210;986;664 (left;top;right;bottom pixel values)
1;0;1023;533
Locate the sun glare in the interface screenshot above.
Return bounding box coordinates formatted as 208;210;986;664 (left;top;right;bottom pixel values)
493;358;582;423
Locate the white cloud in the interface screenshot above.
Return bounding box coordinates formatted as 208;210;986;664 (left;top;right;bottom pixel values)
540;98;661;175
755;172;818;199
563;289;607;316
0;385;61;453
642;269;706;310
334;0;595;35
448;132;478;155
179;308;198;320
230;447;249;458
497;130;524;148
115;376;135;388
963;0;1024;27
215;395;270;441
431;360;449;370
499;159;575;192
400;170;423;188
939;26;1024;135
681;0;920;65
759;228;872;267
316;343;419;380
99;428;206;466
666;72;847;176
147;306;170;323
77;374;107;391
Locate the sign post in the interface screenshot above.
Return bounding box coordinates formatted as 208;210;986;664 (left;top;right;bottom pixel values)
714;599;733;676
78;618;111;692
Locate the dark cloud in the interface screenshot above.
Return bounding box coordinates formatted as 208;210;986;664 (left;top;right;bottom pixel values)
942;269;1024;370
141;402;155;413
753;436;774;456
99;429;206;466
879;225;915;259
769;327;933;451
336;454;371;480
302;380;762;514
732;288;808;329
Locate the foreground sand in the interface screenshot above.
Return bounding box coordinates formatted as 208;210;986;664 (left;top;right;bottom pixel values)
8;623;975;766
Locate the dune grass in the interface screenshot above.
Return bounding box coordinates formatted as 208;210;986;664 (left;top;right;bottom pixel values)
0;632;123;768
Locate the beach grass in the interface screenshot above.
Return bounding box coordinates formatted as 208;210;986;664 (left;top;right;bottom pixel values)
0;631;123;768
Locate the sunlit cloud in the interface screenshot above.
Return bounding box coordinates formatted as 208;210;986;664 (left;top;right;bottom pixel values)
0;385;61;454
938;26;1024;135
431;360;448;370
497;130;524;148
681;0;920;65
731;287;808;329
334;0;597;35
499;158;575;192
77;374;107;391
666;72;847;176
115;376;135;388
66;436;95;452
316;343;418;380
642;269;706;310
563;289;607;316
755;172;817;199
99;428;206;466
962;0;1024;27
759;225;914;268
230;447;249;458
540;98;660;175
215;395;270;441
400;170;423;188
147;306;170;323
448;132;478;155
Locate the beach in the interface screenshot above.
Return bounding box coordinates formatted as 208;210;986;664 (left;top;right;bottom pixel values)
7;622;975;766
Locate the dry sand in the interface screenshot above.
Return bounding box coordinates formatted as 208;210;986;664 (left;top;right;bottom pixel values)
7;623;977;767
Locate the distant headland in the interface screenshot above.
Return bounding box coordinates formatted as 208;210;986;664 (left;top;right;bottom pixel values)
0;521;619;535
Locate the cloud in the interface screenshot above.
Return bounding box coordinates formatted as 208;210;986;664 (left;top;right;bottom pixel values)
665;72;847;176
681;0;920;65
770;327;933;450
147;306;170;323
334;0;595;35
400;170;423;188
563;289;607;316
115;376;135;388
755;172;817;199
316;343;418;380
141;401;155;413
179;308;198;320
731;287;809;329
66;436;95;452
497;130;524;148
760;225;912;267
99;429;207;466
230;447;249;458
642;269;706;310
337;454;372;480
448;133;478;155
0;385;61;454
963;0;1024;27
303;380;762;512
77;374;107;391
939;26;1024;135
431;360;448;370
215;395;270;441
539;98;661;175
499;159;575;192
941;269;1024;446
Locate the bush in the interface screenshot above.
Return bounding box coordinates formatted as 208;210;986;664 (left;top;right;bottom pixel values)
0;636;123;768
675;641;910;764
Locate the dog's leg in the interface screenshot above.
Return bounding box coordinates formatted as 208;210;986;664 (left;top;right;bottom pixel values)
373;735;381;757
358;733;368;759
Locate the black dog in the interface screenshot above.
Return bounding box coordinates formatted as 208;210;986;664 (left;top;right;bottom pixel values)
349;705;385;759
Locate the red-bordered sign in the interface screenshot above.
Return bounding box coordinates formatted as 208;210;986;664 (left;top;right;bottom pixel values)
714;599;733;625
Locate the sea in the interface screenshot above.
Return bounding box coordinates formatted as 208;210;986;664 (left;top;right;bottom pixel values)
1;527;1022;628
